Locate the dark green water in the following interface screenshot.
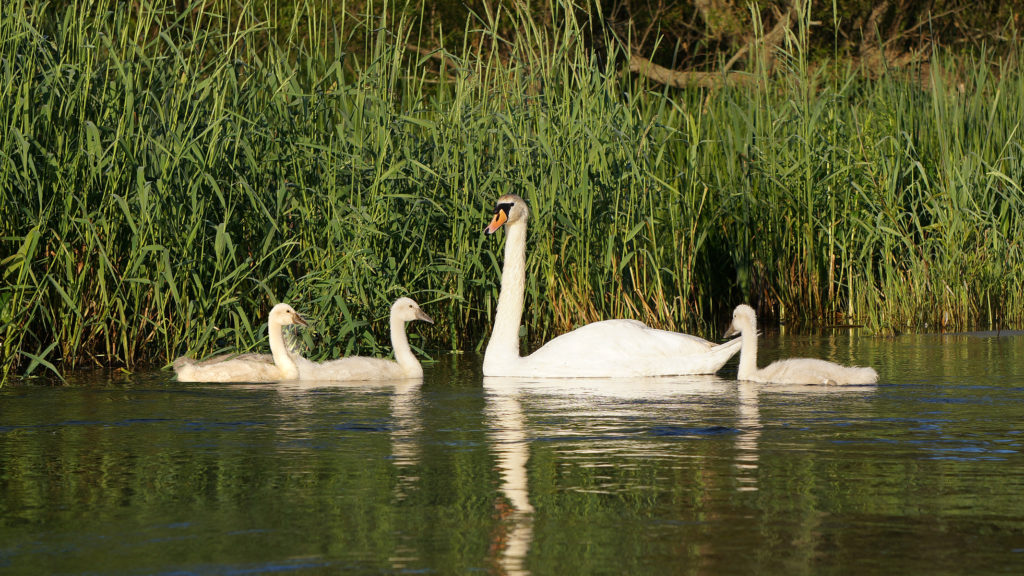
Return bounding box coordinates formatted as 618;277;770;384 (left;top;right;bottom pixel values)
2;331;1024;575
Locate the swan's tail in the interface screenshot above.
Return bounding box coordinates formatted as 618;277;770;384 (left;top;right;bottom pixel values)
713;337;743;353
681;337;742;374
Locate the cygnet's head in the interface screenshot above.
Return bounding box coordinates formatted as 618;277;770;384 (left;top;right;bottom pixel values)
269;303;308;327
392;297;434;324
484;194;529;234
724;304;757;337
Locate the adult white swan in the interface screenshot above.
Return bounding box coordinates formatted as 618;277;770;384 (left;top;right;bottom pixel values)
724;304;879;385
294;297;433;380
482;194;741;378
173;303;306;382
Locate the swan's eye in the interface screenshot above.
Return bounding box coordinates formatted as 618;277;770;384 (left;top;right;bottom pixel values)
494;202;513;215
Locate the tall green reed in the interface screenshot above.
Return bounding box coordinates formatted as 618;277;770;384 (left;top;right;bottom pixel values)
2;0;1022;382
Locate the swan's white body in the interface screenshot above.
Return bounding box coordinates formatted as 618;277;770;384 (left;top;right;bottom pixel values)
725;304;879;385
482;194;741;378
295;297;432;381
173;303;306;382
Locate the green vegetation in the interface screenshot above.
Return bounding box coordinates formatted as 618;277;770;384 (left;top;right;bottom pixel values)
2;0;1023;381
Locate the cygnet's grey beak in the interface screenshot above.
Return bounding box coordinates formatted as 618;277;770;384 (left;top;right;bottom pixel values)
416;309;434;324
294;313;309;327
723;324;738;338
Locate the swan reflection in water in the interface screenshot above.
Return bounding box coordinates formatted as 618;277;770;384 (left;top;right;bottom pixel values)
734;381;878;492
486;381;534;576
263;377;424;477
230;377;426;570
735;382;761;492
483;375;733;576
483;375;880;574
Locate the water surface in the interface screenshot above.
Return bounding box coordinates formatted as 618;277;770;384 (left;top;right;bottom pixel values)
2;331;1024;574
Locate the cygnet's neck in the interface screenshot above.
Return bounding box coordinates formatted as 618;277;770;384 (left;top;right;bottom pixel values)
484;219;527;368
391;314;422;377
736;322;760;380
269;319;299;380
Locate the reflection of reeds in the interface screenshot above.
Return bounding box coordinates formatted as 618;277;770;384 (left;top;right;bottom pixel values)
2;0;1023;380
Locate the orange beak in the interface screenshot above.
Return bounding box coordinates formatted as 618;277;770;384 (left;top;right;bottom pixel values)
484;209;508;235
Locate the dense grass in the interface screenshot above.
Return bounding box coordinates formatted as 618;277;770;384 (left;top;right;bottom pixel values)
2;0;1022;381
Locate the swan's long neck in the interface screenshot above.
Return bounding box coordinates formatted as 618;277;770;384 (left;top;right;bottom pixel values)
736;323;760;380
485;219;528;366
269;320;299;380
391;314;422;377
